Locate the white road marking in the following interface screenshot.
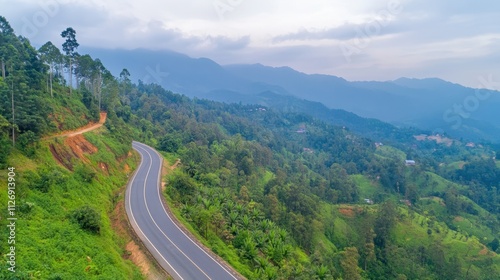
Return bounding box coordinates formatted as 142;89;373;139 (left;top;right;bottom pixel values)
126;146;184;280
137;142;240;280
134;143;212;280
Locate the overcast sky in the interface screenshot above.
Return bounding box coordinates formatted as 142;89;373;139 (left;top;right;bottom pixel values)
2;0;500;88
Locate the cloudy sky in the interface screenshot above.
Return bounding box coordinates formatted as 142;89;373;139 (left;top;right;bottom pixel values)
2;0;500;88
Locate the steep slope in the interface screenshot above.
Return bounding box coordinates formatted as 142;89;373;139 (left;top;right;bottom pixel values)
0;110;143;279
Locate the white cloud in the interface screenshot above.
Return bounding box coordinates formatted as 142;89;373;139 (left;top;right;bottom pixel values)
1;0;500;87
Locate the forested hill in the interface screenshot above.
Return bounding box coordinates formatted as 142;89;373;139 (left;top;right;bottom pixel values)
84;47;500;143
1;16;500;279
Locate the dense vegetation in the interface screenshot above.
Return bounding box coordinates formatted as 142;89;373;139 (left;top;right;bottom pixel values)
0;17;140;279
1;15;499;279
126;82;500;279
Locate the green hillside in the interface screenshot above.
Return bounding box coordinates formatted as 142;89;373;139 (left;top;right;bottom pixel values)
1;16;499;280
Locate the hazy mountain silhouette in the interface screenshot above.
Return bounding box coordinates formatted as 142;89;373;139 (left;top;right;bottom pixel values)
82;47;500;143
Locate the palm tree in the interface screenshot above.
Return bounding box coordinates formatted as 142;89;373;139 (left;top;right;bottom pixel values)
264;266;278;280
228;211;239;226
185;160;197;177
254;257;270;275
181;204;194;220
251;207;263;221
314;265;331;280
242;236;258;261
240;214;251;230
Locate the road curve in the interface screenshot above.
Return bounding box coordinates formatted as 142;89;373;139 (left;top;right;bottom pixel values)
125;141;240;280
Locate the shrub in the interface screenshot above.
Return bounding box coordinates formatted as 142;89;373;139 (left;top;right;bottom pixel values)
16;130;40;157
48;273;65;280
71;205;101;233
74;163;96;183
25;170;49;193
0;136;10;168
158;134;181;153
26;167;69;193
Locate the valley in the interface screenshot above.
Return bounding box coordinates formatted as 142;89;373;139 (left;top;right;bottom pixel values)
0;15;499;280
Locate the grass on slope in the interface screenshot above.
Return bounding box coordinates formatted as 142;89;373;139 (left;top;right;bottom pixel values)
416;171;466;195
419;195;497;246
375;145;407;161
395;208;500;276
0;129;142;279
351;174;381;200
45;85;100;133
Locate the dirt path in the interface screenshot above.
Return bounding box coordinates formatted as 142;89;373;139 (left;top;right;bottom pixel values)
45;112;107;139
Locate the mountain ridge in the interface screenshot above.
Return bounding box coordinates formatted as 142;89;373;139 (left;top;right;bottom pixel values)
81;47;500;143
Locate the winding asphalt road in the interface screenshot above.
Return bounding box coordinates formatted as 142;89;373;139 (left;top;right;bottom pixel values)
125;141;240;280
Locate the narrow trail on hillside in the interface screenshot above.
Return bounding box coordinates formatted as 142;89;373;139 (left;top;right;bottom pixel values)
44;112;107;139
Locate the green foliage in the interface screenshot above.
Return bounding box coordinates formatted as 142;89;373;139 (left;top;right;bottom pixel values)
26;166;68;193
1;15;500;279
16;130;39;157
0;134;10;168
158;133;182;153
70;205;101;233
489;238;499;252
457;158;500;187
374;201;398;249
168;171;198;203
74;163;96;183
340;247;361;280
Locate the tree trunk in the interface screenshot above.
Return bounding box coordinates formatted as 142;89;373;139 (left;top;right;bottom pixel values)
49;65;53;98
98;72;102;111
59;63;64;81
1;60;5;79
69;58;72;94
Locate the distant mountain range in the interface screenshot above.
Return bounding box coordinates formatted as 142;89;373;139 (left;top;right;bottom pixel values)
82;47;500;143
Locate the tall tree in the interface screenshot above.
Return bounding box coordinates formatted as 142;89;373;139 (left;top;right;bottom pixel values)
74;54;95;90
0;40;19;145
0;16;15;79
61;27;79;94
341;247;362;280
93;58;106;111
119;68;131;83
0;16;14;35
118;68;132;105
38;41;62;97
